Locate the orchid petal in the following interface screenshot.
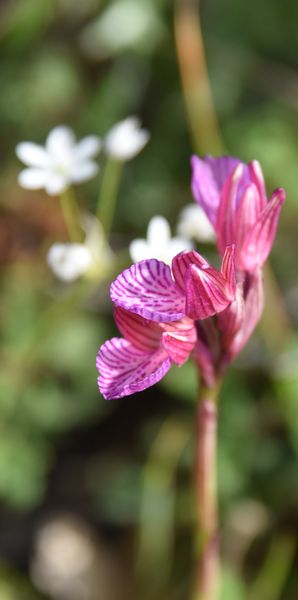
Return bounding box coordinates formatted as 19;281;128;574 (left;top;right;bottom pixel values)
97;337;171;400
185;264;234;320
217;282;244;349
239;188;285;271
220;245;236;299
235;184;261;251
216;164;245;254
231;269;264;357
114;307;161;352
161;324;196;365
191;155;243;224
248;160;267;209
172;249;209;292
110;259;185;322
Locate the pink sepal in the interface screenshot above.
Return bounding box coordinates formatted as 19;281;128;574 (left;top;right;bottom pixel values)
238;188;285;271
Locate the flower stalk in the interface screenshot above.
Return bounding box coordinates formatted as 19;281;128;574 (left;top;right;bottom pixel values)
60;187;82;243
96;158;123;237
193;381;221;600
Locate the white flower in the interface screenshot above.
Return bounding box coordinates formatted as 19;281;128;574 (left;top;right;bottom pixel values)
129;215;192;265
47;243;93;282
105;117;149;161
177;204;215;243
47;215;114;282
16;126;101;196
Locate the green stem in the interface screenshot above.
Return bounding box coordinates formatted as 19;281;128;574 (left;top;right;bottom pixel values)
193;381;221;600
60;187;82;243
174;0;224;155
136;418;190;597
96;158;123;237
247;533;296;600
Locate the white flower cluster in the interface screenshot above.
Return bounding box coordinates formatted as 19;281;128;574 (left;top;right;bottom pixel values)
16;118;149;196
47;215;114;283
16;119;214;281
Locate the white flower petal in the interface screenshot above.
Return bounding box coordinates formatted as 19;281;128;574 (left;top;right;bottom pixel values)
147;215;171;247
45;172;69;196
105;116;149;160
177;204;215;243
70;161;99;183
129;239;153;263
46;126;76;160
168;237;193;257
75;136;101;160
15;142;48;167
18;168;48;190
47;243;92;282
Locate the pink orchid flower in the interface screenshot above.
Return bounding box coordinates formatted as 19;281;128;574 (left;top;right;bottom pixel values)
191;156;285;272
97;246;236;399
110;246;235;323
97;307;196;400
195;268;264;387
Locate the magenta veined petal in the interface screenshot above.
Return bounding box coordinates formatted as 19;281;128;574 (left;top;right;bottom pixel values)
220;245;236;299
216;164;245;255
248;161;267;209
172;246;236;320
191;155;243;225
234;184;261;253
184;264;235;320
230;269;264;358
96;337;171;400
110;259;185;322
172;249;209;292
161;320;197;365
239;188;285;271
114;307;161;352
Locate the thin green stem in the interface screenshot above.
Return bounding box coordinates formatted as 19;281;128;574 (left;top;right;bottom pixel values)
247;533;296;600
96;158;123;237
60;187;82;243
174;0;224;155
192;381;221;600
136;418;190;597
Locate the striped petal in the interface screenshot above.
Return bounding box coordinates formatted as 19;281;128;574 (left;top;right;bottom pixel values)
230;269;264;357
191;155;243;225
248;161;267;209
96;337;171;400
239;188;285;271
185;264;234;321
110;259;185;322
216;164;245;254
220;245;236;299
235;184;261;251
161;323;196;365
114;307;161;352
172;249;209;292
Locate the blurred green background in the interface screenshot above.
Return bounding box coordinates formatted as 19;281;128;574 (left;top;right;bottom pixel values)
0;0;298;598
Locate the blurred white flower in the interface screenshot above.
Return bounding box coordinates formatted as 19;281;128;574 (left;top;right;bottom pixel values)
47;215;114;282
47;243;93;282
79;0;164;59
129;215;192;265
16;126;101;196
177;204;215;243
105;117;149;161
